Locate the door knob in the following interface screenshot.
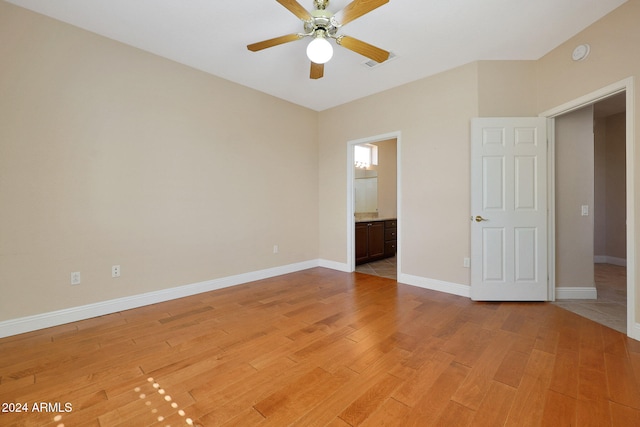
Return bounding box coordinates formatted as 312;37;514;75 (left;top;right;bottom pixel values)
473;215;488;222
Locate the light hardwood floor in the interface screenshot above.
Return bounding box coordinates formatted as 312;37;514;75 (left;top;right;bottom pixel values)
1;268;640;426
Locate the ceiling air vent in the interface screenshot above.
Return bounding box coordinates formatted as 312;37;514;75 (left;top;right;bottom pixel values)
363;51;397;69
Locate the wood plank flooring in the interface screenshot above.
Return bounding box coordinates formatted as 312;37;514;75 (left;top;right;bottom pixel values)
1;267;640;426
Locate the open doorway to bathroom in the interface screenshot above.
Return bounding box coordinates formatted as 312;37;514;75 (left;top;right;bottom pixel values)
352;138;398;280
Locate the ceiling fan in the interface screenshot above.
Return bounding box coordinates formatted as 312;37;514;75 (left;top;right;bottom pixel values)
247;0;391;79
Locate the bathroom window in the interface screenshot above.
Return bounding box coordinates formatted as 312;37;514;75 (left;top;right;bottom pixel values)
354;144;378;169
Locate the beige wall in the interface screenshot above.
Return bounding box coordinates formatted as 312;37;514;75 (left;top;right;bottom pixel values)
0;2;319;321
595;117;608;256
3;0;640;327
555;106;595;288
319;63;479;285
477;60;538;117
595;112;627;261
605;113;627;259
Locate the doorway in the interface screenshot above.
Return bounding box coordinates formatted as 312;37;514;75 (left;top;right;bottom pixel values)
552;93;627;333
346;132;401;277
542;78;635;338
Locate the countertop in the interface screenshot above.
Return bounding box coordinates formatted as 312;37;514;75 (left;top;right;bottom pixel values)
355;217;397;223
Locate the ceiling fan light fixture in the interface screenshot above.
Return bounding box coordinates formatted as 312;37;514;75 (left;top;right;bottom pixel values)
306;34;333;64
248;0;391;78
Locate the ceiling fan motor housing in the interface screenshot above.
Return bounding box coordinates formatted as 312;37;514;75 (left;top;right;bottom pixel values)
305;9;338;37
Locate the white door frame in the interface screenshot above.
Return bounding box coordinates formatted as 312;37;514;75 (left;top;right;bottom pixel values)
541;77;636;339
346;131;402;273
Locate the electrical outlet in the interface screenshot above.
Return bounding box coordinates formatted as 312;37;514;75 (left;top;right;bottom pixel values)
71;272;81;285
463;257;470;268
112;265;121;278
273;245;279;254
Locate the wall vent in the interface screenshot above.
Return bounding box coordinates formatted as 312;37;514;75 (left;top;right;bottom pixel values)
363;51;397;69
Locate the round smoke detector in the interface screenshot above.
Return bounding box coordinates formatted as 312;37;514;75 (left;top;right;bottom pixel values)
572;44;591;61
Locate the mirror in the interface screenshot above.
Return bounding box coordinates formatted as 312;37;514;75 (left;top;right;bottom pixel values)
355;169;377;213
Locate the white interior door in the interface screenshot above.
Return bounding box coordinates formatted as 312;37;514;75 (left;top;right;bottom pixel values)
471;118;548;301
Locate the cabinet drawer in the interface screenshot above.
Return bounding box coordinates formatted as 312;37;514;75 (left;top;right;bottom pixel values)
385;228;397;241
385;241;397;255
385;220;397;228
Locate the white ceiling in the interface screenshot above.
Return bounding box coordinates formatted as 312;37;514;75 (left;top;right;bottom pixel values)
6;0;627;111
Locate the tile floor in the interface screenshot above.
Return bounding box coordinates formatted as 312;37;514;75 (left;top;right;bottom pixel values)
355;256;397;280
552;263;627;334
357;258;627;334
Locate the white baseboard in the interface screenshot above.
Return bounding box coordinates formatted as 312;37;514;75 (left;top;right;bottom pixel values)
594;256;627;267
318;259;350;272
629;321;640;341
398;273;470;298
555;286;598;300
0;260;320;339
4;262;636;341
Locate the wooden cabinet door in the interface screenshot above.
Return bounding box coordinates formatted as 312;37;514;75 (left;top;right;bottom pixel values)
355;223;369;264
368;222;385;259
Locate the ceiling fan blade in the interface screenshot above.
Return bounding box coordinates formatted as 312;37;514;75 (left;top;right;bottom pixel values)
247;34;301;52
333;0;389;26
310;62;324;79
336;35;390;63
276;0;312;21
